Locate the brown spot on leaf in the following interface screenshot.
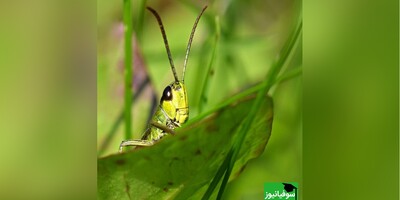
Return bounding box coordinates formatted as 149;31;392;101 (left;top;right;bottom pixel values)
163;187;169;192
144;156;151;161
172;157;179;161
254;141;268;156
267;115;273;125
179;135;188;141
125;182;130;193
122;174;131;200
115;159;125;165
206;123;218;132
195;149;202;156
210;69;214;75
235;165;247;177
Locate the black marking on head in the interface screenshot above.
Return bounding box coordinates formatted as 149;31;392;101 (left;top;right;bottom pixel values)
161;86;173;103
168;181;173;186
163;187;169;192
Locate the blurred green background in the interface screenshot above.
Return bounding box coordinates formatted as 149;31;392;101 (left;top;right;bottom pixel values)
303;0;398;199
97;0;302;199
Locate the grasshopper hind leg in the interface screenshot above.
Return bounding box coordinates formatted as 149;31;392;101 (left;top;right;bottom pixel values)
119;139;155;152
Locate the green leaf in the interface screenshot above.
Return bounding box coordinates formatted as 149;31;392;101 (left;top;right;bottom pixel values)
98;94;273;200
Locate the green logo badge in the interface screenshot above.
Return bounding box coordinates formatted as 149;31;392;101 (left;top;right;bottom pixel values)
264;182;298;200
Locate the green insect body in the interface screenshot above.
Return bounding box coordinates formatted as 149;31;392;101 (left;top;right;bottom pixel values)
119;6;207;152
142;82;189;142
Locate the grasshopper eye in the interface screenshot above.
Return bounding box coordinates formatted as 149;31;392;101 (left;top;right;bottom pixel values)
161;86;173;102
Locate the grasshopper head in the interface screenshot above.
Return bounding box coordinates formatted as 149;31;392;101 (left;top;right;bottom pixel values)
160;81;189;125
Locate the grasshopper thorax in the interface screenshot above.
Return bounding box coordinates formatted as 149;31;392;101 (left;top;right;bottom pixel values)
160;81;189;126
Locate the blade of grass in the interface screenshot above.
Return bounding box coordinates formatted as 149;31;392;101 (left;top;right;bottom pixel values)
201;149;233;200
200;19;302;200
274;66;302;84
216;20;303;200
198;16;220;113
124;0;133;140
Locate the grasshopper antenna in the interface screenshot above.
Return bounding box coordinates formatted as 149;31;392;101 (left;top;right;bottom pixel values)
147;7;179;82
182;5;208;82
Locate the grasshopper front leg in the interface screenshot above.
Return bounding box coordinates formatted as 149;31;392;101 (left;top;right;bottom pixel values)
118;123;176;153
119;140;155;152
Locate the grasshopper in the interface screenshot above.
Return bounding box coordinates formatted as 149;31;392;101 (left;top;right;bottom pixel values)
119;6;207;152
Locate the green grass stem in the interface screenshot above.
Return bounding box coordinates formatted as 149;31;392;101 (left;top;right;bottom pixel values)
123;0;133;140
